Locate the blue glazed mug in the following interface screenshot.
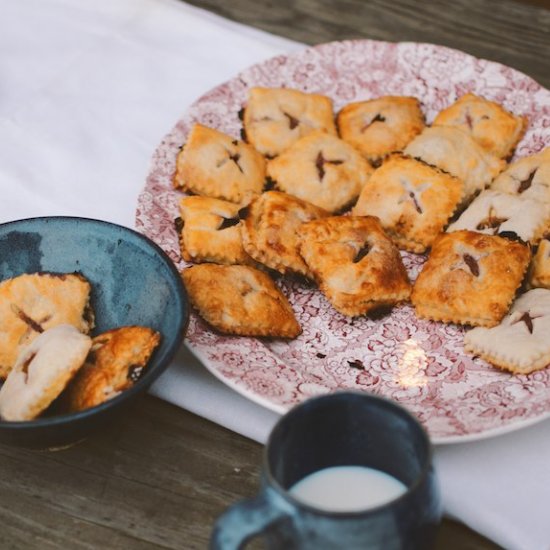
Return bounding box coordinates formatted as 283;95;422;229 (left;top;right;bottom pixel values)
210;391;441;549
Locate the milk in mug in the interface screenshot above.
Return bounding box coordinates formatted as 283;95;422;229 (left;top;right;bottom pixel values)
289;465;407;512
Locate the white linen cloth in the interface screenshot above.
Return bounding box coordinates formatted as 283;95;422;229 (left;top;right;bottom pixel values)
1;1;549;548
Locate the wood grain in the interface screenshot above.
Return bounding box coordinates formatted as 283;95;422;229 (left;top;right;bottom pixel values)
184;0;550;89
0;396;502;549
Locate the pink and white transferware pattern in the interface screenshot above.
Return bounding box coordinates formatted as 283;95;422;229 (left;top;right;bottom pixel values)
136;40;550;443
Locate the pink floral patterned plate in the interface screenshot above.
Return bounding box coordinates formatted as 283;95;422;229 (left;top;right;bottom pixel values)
136;39;550;443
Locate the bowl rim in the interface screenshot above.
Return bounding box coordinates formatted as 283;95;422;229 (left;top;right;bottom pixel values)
0;215;189;430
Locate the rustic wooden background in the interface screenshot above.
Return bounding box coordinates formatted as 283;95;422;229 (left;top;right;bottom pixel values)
0;398;503;549
184;0;549;89
1;0;548;548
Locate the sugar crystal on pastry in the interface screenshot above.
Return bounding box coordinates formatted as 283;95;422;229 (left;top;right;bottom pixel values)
353;154;463;252
447;189;550;245
404;126;505;205
173;123;266;204
62;326;161;412
490;147;550;204
182;264;301;338
412;230;531;327
0;325;92;421
241;190;328;277
433;93;527;159
242;87;337;157
177;195;255;265
297;216;411;317
337;96;425;165
464;288;550;374
0;272;94;379
267;131;373;213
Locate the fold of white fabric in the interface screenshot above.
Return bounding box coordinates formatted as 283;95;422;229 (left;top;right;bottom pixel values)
0;1;548;548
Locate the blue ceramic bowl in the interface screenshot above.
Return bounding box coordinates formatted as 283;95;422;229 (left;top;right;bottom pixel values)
0;216;188;448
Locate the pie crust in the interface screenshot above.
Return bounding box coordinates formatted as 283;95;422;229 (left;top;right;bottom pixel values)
297;216;411;316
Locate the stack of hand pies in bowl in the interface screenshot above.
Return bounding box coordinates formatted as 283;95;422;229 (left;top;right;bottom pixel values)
0;217;188;448
174;87;550;377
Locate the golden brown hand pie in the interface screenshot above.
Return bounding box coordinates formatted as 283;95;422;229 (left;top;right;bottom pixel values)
447;189;550;245
297;216;411;317
242;87;337;157
353;154;463;252
266;131;373;213
490;147;550;203
181;264;301;338
337;96;425;165
173;123;266;203
528;239;550;290
61;326;161;412
412;230;531;327
433;93;527;159
177;195;254;265
404;126;505;205
0;325;92;421
0;272;94;379
241;191;328;277
464;288;550;374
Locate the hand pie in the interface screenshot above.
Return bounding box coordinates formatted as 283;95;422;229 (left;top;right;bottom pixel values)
242;87;337;157
266;131;373;213
0;325;92;421
241;191;328;277
464;288;550;374
177;196;254;265
181;264;301;338
297;216;411;317
490;147;550;203
0;272;94;379
62;326;161;412
412;230;531;327
404;126;505;205
433;93;527;159
337;96;425;165
353;154;463;252
173;123;266;204
447;189;550;245
528;239;550;290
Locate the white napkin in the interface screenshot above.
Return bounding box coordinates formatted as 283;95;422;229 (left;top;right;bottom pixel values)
1;1;549;549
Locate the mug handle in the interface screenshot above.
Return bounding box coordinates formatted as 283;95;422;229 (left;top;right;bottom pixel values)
209;487;294;550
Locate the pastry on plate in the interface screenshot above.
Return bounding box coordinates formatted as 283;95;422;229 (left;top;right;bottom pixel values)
0;272;94;379
181;264;301;338
447;189;550;245
241;191;328;277
404;126;506;205
432;93;527;159
173;123;266;204
266;131;373;213
177;195;254;265
464;288;550;374
490;147;550;203
337;96;425;165
353;154;463;252
62;326;161;412
297;216;411;317
411;230;531;327
242;87;337;157
0;325;92;421
528;238;550;290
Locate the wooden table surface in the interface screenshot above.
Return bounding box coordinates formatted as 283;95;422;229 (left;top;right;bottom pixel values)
2;0;549;549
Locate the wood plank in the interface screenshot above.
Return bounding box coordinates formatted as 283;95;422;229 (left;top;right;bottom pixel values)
183;0;550;88
0;395;502;549
0;398;262;549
